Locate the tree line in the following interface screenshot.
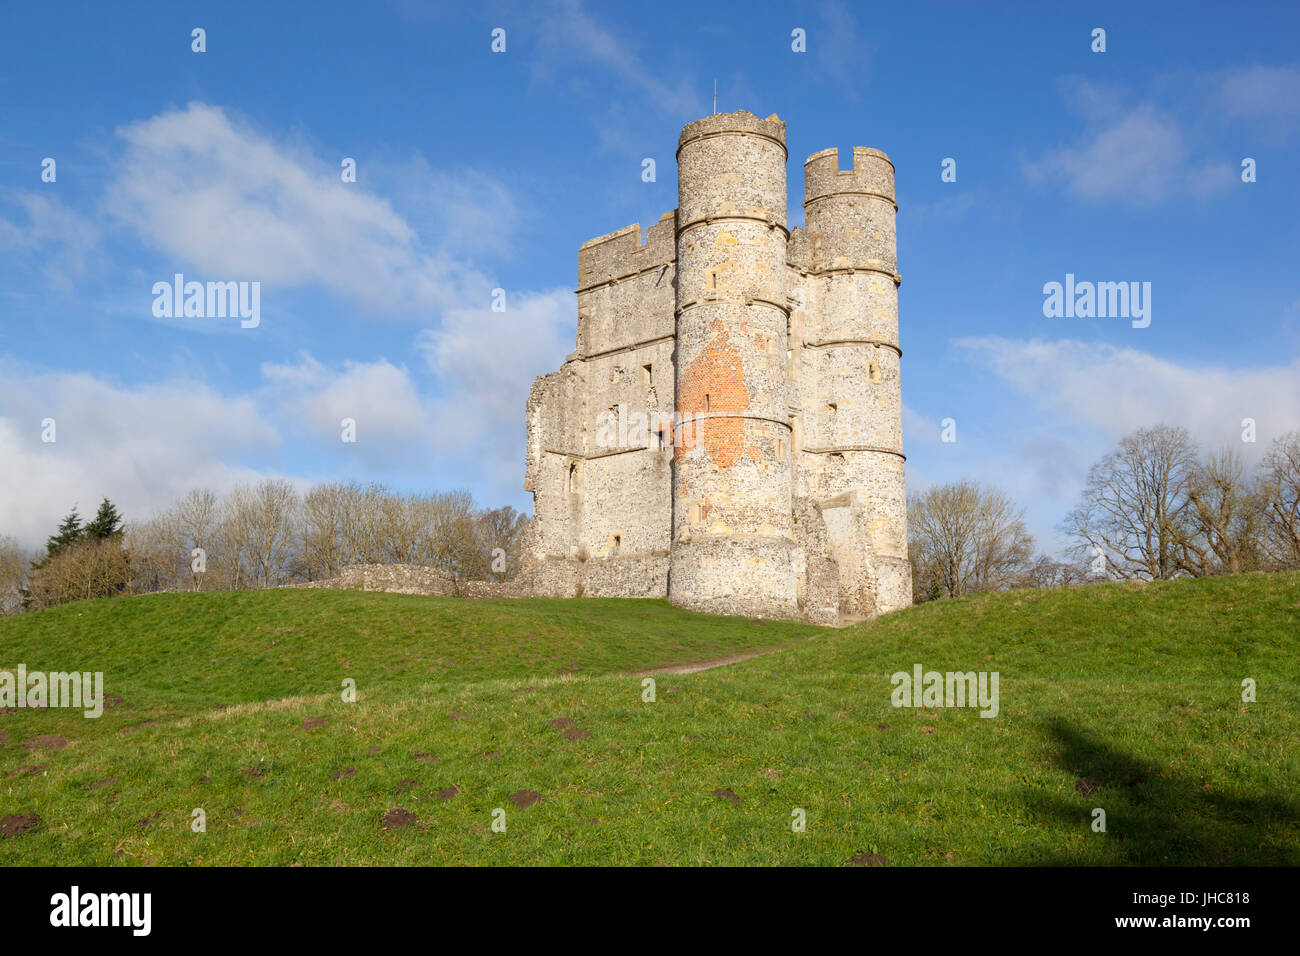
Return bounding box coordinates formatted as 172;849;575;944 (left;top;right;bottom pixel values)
909;427;1300;601
3;426;1298;614
0;481;528;613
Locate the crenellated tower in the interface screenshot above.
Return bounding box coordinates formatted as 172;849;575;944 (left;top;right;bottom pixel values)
522;112;912;623
668;112;798;619
797;147;911;613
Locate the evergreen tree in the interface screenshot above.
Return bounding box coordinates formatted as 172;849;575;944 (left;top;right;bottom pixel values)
85;498;124;540
44;507;84;557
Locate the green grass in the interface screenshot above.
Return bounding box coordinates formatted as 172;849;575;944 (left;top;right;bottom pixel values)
1;574;1297;865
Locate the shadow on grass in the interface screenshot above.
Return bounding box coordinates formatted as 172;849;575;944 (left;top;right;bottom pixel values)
1014;718;1300;865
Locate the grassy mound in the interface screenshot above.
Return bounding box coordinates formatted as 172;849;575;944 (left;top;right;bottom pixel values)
1;574;1297;865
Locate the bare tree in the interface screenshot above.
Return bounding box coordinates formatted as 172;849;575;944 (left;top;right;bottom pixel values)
477;506;529;581
411;490;483;580
1020;553;1089;589
1260;431;1300;570
908;481;1035;600
123;517;175;594
35;478;526;600
0;535;29;615
1179;447;1266;576
301;481;360;579
172;488;222;589
297;484;489;580
1064;425;1199;580
370;487;412;564
125;488;226;594
223;479;301;588
27;536;132;610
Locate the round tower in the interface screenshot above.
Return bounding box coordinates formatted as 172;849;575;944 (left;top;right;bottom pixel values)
802;146;912;613
668;111;798;618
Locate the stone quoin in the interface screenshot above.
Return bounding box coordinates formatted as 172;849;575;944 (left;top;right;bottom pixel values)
520;111;911;625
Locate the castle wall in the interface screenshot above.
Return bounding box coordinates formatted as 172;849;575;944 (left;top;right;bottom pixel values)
522;212;678;599
522;113;912;622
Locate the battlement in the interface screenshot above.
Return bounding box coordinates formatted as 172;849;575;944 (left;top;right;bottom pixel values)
577;210;677;290
804;147;895;206
678;110;787;157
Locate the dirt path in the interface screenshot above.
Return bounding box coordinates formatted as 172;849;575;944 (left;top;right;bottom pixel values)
637;647;787;676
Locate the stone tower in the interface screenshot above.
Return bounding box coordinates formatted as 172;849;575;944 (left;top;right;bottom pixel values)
796;146;912;615
669;112;798;619
522;111;911;624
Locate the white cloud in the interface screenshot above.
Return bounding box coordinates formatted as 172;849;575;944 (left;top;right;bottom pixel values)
0;98;587;534
0;362;281;550
375;154;521;260
103;103;498;314
1011;433;1092;502
1212;65;1300;129
260;354;431;454
901;402;941;446
0;278;579;550
534;0;702;117
417;287;576;500
813;0;869;94
1025;79;1233;203
0;193;100;290
0;352;459;549
955;336;1300;451
892;337;1300;557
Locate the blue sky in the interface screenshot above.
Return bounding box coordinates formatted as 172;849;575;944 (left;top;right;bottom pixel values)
1;0;1298;554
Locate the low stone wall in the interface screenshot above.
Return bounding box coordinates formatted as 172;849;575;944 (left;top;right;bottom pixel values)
290;564;529;599
459;579;530;599
289;556;860;623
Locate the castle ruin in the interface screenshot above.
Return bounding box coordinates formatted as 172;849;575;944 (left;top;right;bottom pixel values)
522;111;911;625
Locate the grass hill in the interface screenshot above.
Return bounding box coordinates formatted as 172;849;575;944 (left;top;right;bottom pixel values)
1;573;1297;865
